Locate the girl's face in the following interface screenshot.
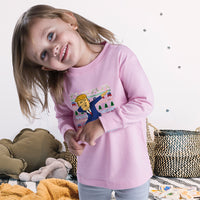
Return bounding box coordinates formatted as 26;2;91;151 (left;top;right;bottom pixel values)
25;17;85;71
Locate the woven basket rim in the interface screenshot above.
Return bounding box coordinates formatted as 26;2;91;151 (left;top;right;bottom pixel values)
154;129;200;136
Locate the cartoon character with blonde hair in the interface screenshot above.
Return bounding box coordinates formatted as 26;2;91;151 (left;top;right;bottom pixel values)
75;91;107;124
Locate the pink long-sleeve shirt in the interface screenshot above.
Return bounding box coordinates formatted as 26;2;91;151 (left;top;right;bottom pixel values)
54;42;154;189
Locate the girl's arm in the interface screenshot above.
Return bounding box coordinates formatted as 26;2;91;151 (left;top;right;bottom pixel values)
99;48;154;133
54;101;85;155
54;102;75;137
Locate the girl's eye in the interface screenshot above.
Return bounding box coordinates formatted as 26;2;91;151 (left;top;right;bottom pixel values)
47;32;54;41
41;50;47;60
40;32;54;60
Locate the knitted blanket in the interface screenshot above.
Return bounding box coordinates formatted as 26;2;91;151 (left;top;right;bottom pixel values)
0;178;78;200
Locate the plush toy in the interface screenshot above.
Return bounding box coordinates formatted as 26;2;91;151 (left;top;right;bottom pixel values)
0;128;69;179
19;157;72;182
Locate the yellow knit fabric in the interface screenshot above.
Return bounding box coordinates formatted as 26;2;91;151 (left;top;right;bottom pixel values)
0;178;79;200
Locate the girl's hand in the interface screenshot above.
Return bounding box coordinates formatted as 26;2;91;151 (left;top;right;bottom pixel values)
64;129;86;156
77;119;105;146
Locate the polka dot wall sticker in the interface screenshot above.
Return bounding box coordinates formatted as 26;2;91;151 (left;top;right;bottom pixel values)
166;109;170;112
178;66;181;69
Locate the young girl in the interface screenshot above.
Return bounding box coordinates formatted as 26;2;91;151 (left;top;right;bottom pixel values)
12;4;154;200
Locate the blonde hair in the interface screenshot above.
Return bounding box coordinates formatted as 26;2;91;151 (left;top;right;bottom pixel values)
12;4;116;119
75;94;88;103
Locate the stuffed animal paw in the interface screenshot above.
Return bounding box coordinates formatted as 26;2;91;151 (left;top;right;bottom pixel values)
19;172;32;181
19;168;43;181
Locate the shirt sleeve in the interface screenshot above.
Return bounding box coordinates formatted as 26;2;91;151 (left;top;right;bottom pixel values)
53;100;75;137
99;48;154;133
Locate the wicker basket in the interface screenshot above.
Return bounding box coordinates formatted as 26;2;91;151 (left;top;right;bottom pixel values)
146;120;156;171
153;128;200;178
64;142;77;177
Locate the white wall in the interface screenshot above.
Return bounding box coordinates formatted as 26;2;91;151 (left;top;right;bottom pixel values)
1;0;200;141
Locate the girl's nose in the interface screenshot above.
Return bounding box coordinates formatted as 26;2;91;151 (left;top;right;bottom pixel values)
52;45;59;57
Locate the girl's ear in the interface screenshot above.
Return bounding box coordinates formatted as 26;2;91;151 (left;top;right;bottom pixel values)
64;12;78;30
71;24;78;30
41;66;53;71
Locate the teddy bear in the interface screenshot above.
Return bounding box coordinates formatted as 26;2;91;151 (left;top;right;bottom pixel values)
19;157;72;182
0;128;70;179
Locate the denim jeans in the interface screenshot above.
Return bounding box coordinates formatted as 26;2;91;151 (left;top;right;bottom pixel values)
78;179;150;200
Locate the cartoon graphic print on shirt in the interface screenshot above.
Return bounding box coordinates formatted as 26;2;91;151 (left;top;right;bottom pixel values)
75;90;107;124
70;85;115;129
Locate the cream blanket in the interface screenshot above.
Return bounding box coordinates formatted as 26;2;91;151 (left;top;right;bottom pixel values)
0;178;79;200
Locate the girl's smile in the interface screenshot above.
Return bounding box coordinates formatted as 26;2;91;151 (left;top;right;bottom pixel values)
61;44;68;62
